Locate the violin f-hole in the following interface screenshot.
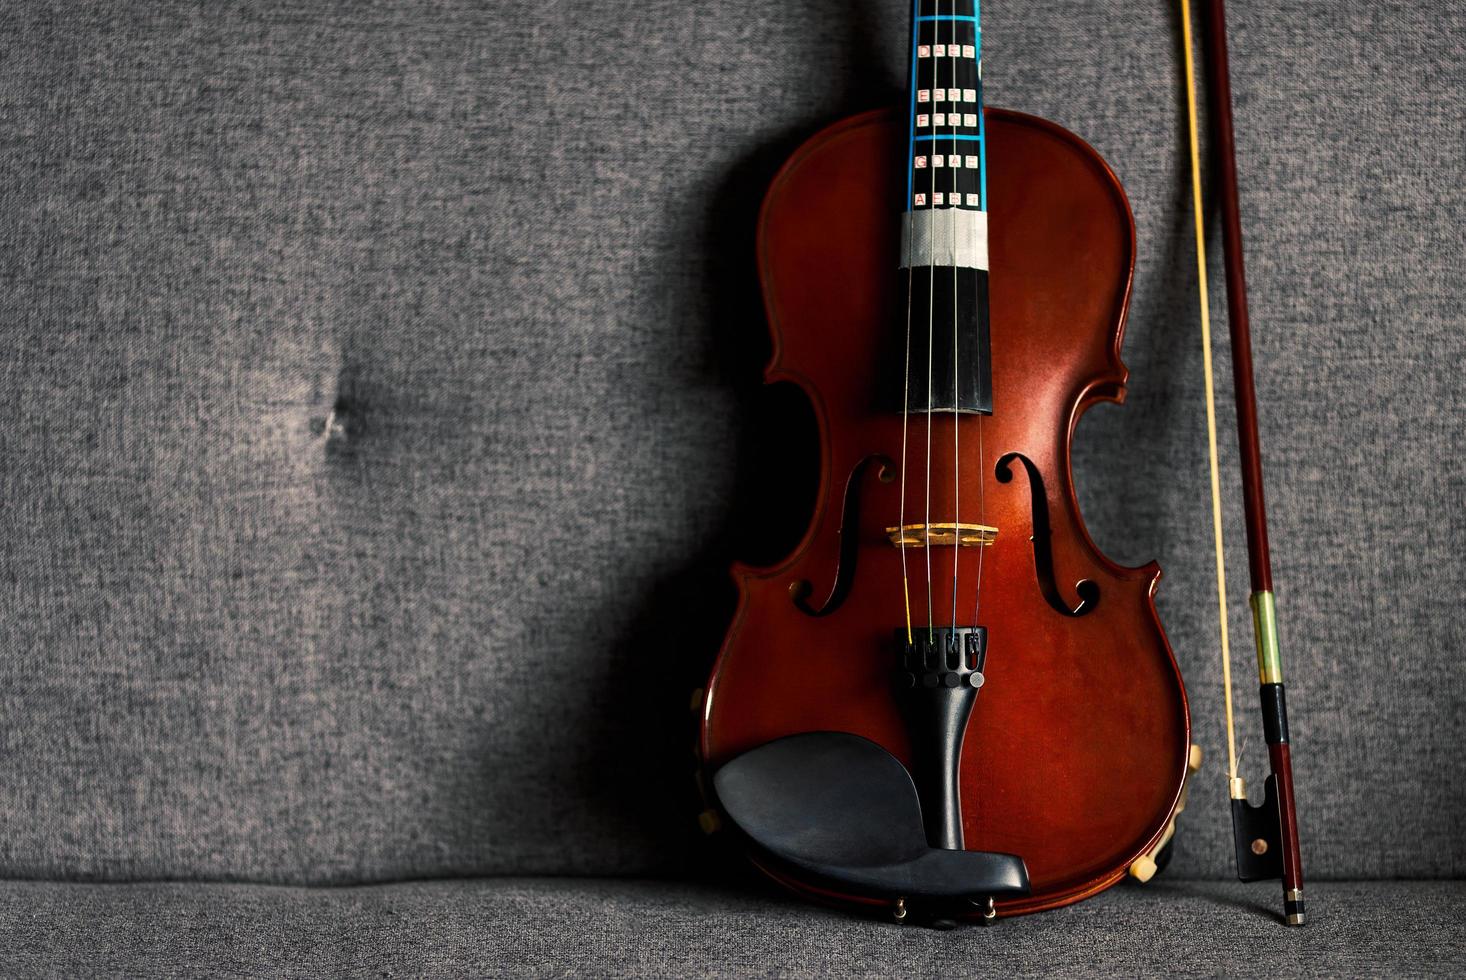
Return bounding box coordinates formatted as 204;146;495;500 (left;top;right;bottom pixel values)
995;451;1099;617
790;454;892;617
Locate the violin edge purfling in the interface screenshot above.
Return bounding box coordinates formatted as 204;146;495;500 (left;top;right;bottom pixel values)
698;98;1192;923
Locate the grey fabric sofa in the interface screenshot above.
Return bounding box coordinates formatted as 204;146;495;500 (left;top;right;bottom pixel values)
2;1;1462;975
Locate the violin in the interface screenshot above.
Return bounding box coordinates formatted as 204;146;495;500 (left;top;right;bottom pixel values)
698;0;1192;921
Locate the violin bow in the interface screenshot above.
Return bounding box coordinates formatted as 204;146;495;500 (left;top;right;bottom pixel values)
1179;0;1306;925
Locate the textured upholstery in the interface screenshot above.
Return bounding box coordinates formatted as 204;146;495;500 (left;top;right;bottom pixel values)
1;878;1463;978
1;0;1463;895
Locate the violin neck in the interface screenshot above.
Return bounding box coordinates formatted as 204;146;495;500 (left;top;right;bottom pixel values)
896;0;992;415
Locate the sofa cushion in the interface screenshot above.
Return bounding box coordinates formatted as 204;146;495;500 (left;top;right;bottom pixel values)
1;877;1461;977
1;0;1463;883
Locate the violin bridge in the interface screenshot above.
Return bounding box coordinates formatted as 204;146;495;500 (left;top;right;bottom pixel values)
885;522;997;548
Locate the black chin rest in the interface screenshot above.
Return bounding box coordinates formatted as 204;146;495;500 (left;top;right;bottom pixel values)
713;731;1030;900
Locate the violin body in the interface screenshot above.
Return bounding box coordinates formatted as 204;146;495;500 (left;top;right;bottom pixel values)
700;108;1190;918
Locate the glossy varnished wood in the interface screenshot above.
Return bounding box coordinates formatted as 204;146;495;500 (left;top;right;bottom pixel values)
701;109;1190;918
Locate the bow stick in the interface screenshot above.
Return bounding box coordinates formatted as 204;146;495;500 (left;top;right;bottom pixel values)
1179;0;1306;926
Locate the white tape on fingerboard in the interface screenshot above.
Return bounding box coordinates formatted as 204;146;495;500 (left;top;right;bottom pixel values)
899;208;988;271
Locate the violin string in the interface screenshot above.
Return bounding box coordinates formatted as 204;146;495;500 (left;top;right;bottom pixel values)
949;9;960;634
899;230;915;645
972;23;987;629
974;414;985;624
899;247;915;645
923;0;938;638
1181;0;1239;785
